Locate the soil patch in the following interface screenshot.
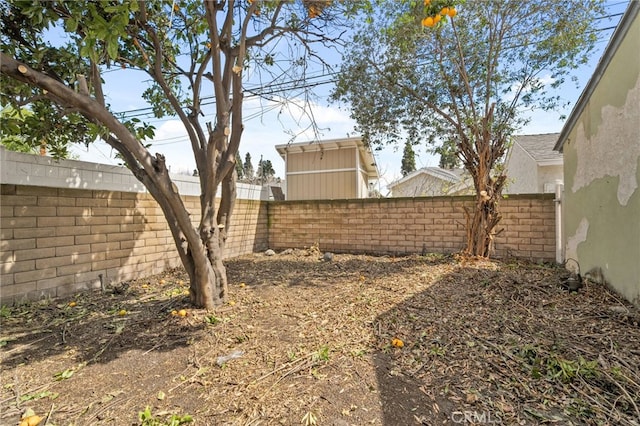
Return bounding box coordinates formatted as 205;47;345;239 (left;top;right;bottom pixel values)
1;252;639;425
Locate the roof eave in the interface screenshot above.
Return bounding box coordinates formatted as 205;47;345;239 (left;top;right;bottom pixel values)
537;159;564;167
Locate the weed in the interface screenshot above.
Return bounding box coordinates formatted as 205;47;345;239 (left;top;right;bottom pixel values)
546;356;598;383
565;398;596;419
350;348;366;358
54;368;75;381
516;344;599;383
138;406;193;426
311;368;325;379
287;349;298;362
0;305;11;318
312;345;330;362
205;315;221;325
164;287;185;298
234;333;249;343
20;390;59;402
428;344;446;356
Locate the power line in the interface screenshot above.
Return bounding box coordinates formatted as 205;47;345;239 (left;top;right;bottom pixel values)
104;6;626;124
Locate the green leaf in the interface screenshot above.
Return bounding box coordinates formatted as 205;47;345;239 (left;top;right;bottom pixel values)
107;40;119;60
64;17;78;32
54;368;75;381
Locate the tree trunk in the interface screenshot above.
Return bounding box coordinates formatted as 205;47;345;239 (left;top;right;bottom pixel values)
458;106;507;258
464;194;502;257
217;169;237;252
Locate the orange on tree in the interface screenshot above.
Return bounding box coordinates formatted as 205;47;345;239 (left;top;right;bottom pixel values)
447;7;457;17
422;16;435;27
308;4;320;18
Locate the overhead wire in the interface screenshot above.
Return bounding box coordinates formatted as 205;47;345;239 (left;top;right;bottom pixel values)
85;1;629;154
111;7;626;121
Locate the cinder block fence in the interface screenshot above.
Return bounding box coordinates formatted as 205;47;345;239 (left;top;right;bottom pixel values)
0;148;556;304
267;195;556;259
0;148;268;303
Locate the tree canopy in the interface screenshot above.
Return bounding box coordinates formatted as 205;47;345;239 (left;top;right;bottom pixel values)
1;0;358;308
400;140;416;177
257;157;275;182
332;0;603;256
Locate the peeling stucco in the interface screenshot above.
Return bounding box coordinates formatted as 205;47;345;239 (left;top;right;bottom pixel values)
571;75;640;206
565;217;589;274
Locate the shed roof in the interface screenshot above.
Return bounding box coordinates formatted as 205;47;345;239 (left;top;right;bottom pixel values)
275;137;379;178
554;1;640;152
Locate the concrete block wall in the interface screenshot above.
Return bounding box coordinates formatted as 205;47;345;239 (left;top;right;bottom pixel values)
0;184;268;304
267;194;556;260
0;149;556;304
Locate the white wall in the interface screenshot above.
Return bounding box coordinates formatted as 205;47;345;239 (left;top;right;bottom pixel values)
504;144;538;194
0;147;264;200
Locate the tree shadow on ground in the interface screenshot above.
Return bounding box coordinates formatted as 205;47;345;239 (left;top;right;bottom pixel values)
1;255;423;370
373;261;640;425
0;269;203;370
227;254;438;289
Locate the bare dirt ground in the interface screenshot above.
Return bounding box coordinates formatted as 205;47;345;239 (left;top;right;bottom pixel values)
1;250;640;426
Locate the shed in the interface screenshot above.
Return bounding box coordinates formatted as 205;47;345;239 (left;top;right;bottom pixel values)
275;137;379;200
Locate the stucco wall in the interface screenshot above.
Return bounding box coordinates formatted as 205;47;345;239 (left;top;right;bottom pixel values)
561;12;640;305
505;143;538;194
538;165;564;193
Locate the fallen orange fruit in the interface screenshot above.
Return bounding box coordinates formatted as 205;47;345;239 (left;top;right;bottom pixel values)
391;338;404;348
177;309;188;317
19;415;42;426
68;301;77;308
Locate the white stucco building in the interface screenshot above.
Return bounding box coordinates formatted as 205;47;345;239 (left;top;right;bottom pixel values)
504;133;563;194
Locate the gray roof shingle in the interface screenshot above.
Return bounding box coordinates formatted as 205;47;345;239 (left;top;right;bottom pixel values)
515;133;563;164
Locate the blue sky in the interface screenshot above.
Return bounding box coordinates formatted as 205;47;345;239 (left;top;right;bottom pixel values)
69;0;631;192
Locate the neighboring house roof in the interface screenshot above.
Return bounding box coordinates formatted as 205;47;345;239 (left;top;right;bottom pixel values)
275;137;379;178
508;133;562;166
555;1;640;152
387;167;473;197
388;167;462;189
